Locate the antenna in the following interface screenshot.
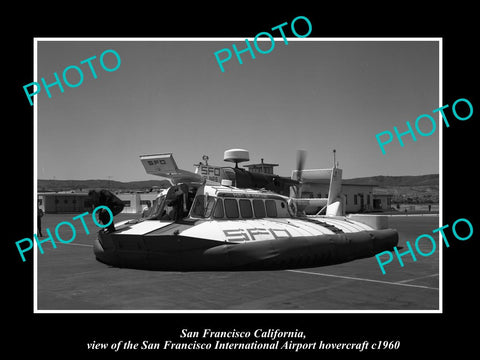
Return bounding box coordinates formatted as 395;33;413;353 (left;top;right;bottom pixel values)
202;155;209;166
333;149;336;169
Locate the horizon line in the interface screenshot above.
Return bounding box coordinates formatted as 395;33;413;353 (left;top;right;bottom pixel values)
38;173;440;183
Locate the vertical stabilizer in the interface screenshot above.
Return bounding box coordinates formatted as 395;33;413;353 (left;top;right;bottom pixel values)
327;167;342;205
326;167;344;216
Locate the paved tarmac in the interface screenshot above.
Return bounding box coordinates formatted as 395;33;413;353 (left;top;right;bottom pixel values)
36;213;440;311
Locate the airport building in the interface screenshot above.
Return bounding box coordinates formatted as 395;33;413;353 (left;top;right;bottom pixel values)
244;159;279;175
38;192;91;214
371;187;394;210
38;192;161;214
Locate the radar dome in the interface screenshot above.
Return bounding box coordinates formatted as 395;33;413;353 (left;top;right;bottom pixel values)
224;148;250;165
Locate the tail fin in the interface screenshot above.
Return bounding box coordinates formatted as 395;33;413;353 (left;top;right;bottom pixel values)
290;166;345;216
326;167;344;216
327;167;342;205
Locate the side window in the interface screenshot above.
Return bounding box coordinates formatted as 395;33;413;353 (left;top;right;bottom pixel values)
145;195;166;220
265;200;277;217
224;199;239;219
214;198;224;218
239;199;253;219
253;199;266;218
192;195;205;217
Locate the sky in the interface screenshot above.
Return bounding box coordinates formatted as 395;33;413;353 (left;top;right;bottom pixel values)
36;39;440;182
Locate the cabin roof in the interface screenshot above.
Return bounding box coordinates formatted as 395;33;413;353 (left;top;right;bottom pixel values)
203;185;288;201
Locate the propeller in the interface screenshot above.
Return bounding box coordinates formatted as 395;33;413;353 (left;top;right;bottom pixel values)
294;150;306;198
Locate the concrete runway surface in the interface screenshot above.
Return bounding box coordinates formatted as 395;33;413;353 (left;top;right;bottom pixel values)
36;213;440;311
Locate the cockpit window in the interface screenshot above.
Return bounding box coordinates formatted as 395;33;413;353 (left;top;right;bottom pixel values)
191;195;216;218
213;198;224;218
143;195;166;220
224;198;239;219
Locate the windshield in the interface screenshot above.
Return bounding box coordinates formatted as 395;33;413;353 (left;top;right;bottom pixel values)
142;195;166;220
190;195;216;218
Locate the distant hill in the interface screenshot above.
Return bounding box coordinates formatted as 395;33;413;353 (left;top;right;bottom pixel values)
343;174;438;187
38;179;171;192
344;174;439;204
38;174;439;204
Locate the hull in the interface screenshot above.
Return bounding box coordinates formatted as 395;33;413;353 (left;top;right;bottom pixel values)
93;218;398;271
